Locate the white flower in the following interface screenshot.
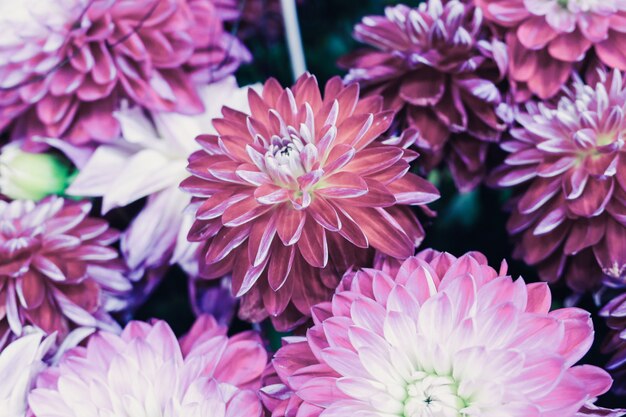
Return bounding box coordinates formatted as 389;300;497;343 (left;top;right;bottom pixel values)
0;331;55;417
66;77;259;276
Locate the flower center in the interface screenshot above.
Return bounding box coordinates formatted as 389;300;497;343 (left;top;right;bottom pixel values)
596;131;619;147
264;133;308;183
403;373;464;417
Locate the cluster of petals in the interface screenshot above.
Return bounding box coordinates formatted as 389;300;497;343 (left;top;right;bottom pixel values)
0;196;130;345
492;69;626;291
261;250;613;417
0;0;250;148
29;315;266;417
340;0;508;191
476;0;626;100
182;72;439;330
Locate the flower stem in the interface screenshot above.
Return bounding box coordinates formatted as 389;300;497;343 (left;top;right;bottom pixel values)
280;0;307;80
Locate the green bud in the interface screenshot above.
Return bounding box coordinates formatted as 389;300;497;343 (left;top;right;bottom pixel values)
0;143;73;201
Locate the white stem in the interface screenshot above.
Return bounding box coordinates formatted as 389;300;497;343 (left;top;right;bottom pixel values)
280;0;307;80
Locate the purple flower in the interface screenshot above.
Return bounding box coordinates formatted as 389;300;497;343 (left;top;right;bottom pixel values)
0;196;129;344
0;0;250;149
477;0;626;101
339;0;508;191
492;69;626;291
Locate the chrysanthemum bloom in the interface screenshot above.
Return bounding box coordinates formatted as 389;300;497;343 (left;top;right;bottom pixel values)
0;330;55;417
181;73;440;330
261;250;614;417
491;69;626;291
339;1;508;192
29;316;266;417
0;0;250;149
476;0;626;100
0;196;130;344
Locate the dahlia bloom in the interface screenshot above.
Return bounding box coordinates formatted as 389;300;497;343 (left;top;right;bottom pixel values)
181;73;440;330
339;0;508;191
476;0;626;100
492;69;626;291
0;0;250;148
261;250;614;417
67;77;255;280
0;196;130;344
0;330;54;417
29;316;266;417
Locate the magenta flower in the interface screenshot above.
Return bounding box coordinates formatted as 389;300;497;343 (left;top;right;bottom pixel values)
339;0;508;191
0;0;250;149
477;0;626;100
182;73;440;330
0;196;130;344
492;69;626;291
261;250;614;417
28;316;266;417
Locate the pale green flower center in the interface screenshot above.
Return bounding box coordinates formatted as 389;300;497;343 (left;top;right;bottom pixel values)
403;373;464;417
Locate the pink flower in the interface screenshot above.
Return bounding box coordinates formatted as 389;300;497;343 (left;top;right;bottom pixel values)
0;196;130;344
28;316;266;417
0;0;250;149
491;69;626;291
339;0;508;191
261;250;613;417
477;0;626;100
181;73;440;330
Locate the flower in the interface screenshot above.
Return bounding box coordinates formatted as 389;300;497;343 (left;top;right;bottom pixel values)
66;77;256;281
181;73;440;330
0;142;74;201
339;0;508;192
0;0;250;149
0;330;55;417
491;68;626;291
261;250;614;417
28;316;266;417
476;0;626;100
0;326;93;417
0;196;130;343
